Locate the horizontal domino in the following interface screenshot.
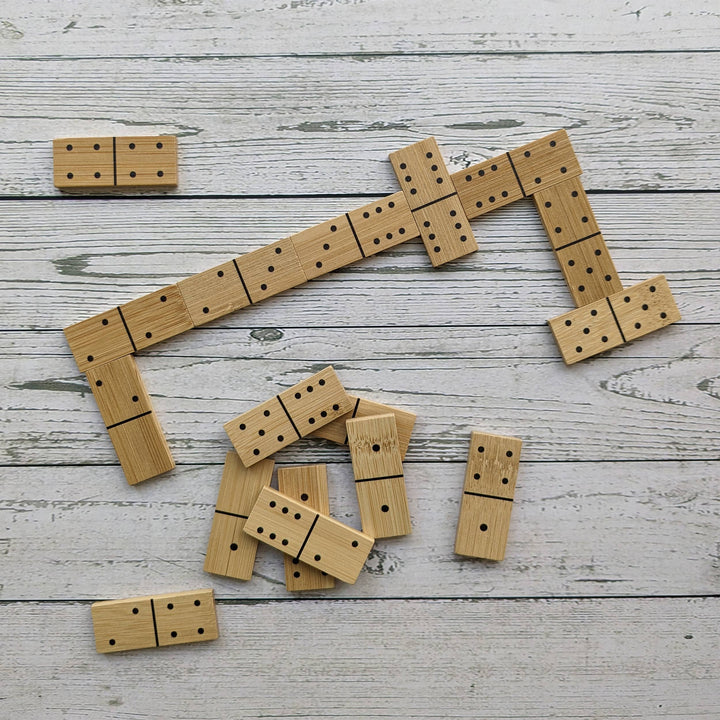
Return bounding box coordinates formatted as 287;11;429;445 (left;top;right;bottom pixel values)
85;355;174;484
346;192;419;257
390;137;478;266
290;214;363;280
455;431;522;561
244;487;374;584
346;414;412;538
452;153;524;220
224;366;353;466
277;465;335;591
310;395;416;459
53;136;178;189
92;588;218;653
548;275;681;364
204;453;274;580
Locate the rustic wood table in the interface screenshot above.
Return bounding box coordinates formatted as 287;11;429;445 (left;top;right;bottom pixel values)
1;2;718;717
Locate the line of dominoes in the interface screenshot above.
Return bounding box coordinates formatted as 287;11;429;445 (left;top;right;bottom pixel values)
63;130;680;485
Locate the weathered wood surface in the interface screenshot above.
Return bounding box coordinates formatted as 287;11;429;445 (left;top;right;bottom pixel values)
2;325;718;466
1;1;719;56
1;461;718;600
1;54;719;196
2;599;718;719
1;194;718;328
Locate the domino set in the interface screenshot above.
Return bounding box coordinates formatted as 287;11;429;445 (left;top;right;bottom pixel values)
57;131;681;652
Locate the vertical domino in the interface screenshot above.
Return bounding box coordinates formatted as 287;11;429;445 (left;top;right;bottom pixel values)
389;137;479;266
204;453;274;580
277;465;335;591
507;129;582;195
346;414;412;538
54;136;177;189
85;355;174;484
244;487;374;584
533;177;622;306
310;395;416;459
455;431;522;561
92;588;218;653
224;366;353;467
548;274;680;364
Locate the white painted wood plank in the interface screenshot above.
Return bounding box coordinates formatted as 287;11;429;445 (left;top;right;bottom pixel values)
1;461;718;600
1;598;717;718
1;54;718;195
2;324;718;465
1;1;719;56
1;194;717;329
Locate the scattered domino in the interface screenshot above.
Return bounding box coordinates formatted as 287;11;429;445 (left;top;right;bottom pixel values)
91;588;218;653
224;366;353;466
310;395;416;459
204;453;274;580
346;413;412;538
277;464;336;591
548;274;681;364
244;487;374;584
54;136;178;189
455;431;522;561
389;136;479;266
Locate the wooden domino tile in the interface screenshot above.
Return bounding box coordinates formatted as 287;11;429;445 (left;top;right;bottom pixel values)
452;153;524;221
204;452;274;580
346;192;419;257
346;413;412;538
532;176;601;250
114;136;178;187
84;354;153;428
310;395;416;459
234;237;307;303
507;130;582;196
54;136;177;189
455;431;522;561
177;261;252;326
64;307;135;372
120;285;193;351
92;588;218;653
412;194;478;267
277;465;335;592
244;487;374;584
548;274;680;364
290;215;363;280
554;234;623;307
389;137;455;210
107;411;174;485
609;275;681;342
224;366;353;467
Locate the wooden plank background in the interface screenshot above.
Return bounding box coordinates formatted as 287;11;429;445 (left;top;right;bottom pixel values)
1;2;718;718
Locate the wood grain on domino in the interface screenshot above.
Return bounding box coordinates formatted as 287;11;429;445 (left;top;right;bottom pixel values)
204;453;274;581
346;413;411;538
455;431;522;561
224;366;352;466
92;588;218;653
310;395;416;459
277;464;335;592
244;487;373;584
64;307;135;373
